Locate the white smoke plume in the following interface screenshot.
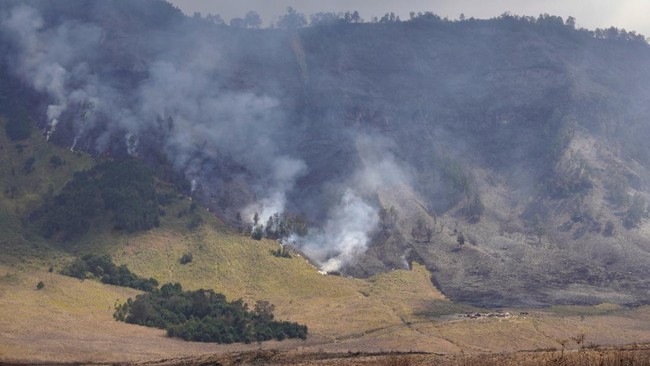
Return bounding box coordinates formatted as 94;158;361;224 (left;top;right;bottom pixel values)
0;4;405;274
1;4;307;220
299;188;379;272
1;5;103;143
296;134;412;272
243;156;307;223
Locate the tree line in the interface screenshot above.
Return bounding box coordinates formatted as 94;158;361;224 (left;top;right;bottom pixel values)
193;7;647;44
62;254;159;291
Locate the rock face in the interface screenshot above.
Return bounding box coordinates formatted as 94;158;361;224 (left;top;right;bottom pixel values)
1;1;650;306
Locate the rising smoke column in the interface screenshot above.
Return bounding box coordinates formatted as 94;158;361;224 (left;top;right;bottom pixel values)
1;3;411;274
295;134;412;272
1;4;307;219
1;5;104;144
299;188;379;272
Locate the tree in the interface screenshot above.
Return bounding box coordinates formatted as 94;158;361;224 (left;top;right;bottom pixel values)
277;7;306;30
565;16;576;29
205;14;224;25
253;300;275;322
229;17;244;28
457;232;465;247
310;12;339;26
251;225;264;240
379;12;399;23
342;11;362;23
465;193;484;222
244;11;262;29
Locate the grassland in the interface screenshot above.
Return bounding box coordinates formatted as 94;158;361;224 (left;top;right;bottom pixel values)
0;120;649;364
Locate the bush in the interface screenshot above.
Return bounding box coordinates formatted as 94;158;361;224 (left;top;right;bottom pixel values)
179;252;193;264
49;154;63;168
36;281;45;290
270;246;291;258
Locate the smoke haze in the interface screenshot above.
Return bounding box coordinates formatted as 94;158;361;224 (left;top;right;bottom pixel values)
2;0;650;306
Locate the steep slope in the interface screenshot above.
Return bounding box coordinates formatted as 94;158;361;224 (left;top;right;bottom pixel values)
1;1;650;307
0;86;649;364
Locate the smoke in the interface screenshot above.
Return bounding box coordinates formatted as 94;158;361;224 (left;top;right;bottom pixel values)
295;134;412;272
1;4;307;219
1;5;103;142
243;156;307;223
299;188;379;272
0;3;406;273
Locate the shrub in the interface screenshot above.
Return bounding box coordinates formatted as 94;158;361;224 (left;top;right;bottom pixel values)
270;246;291;258
49;154;63;168
179;252;193;264
36;281;45;290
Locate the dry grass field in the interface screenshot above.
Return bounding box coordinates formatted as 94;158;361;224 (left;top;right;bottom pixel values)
1;232;649;364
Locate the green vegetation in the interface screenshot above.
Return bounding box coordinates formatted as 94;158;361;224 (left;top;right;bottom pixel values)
49;154;63;168
250;212;308;241
179;252;193;264
270;246;291;259
62;254;158;292
31;158;159;240
114;283;307;344
36;280;44;290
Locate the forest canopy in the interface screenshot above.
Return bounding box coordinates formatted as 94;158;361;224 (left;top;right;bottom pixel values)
114;283;308;343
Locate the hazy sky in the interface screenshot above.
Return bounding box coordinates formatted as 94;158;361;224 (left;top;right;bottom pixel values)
168;0;650;36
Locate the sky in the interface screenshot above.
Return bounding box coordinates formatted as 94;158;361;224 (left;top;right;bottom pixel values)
167;0;650;36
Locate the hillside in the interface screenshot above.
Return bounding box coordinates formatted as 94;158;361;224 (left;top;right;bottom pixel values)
0;119;649;363
2;0;650;307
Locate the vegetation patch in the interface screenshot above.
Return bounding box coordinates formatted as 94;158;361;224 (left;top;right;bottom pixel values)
30;158;159;240
62;254;158;292
113;282;307;344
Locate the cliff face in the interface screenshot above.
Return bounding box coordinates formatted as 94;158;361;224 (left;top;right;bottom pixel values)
2;1;650;306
